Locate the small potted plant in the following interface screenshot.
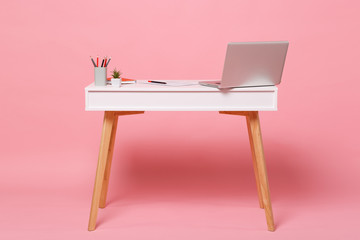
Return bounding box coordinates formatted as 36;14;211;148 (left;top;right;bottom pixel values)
111;68;122;87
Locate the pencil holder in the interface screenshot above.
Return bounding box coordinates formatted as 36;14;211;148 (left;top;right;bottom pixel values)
94;67;107;86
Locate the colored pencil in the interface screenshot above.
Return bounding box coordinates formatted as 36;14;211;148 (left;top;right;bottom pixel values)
105;57;111;67
90;56;96;67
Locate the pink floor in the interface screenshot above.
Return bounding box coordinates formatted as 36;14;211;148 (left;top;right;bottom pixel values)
1;112;360;239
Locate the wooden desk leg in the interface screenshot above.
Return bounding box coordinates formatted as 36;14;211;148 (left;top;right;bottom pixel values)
219;111;264;209
99;114;119;209
247;111;275;231
88;111;117;231
219;111;275;231
99;111;144;209
246;115;265;209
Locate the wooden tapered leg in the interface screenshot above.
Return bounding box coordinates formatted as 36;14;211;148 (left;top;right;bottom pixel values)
246;115;264;209
88;111;117;231
219;111;264;208
247;111;275;231
220;111;275;231
89;111;144;231
99;111;144;209
99;114;119;208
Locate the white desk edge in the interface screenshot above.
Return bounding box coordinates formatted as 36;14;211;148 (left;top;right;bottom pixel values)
85;81;278;111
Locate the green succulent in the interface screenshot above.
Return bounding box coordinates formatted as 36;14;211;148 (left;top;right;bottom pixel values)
111;68;122;79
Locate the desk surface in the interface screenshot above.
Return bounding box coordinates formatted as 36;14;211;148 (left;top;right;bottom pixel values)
86;81;277;92
85;81;278;111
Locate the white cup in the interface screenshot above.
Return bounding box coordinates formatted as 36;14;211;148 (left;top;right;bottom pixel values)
94;67;107;86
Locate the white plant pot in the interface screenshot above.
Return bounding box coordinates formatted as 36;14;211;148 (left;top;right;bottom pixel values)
111;78;122;87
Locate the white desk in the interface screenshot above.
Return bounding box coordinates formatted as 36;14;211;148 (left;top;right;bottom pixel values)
85;81;277;231
85;81;277;111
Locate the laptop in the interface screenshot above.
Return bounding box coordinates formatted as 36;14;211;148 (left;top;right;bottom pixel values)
199;41;289;89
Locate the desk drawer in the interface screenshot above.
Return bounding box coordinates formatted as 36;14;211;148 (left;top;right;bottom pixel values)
85;90;277;111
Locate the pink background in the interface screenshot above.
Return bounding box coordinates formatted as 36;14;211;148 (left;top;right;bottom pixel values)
1;0;360;239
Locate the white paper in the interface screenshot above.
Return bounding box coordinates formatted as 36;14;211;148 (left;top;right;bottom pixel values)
142;80;199;87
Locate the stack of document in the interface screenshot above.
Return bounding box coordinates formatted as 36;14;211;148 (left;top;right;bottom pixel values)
106;77;136;84
121;78;136;84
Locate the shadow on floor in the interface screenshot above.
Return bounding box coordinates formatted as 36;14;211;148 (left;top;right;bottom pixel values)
106;138;316;205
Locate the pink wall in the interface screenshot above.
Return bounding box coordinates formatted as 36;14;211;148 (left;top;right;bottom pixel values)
1;0;360;239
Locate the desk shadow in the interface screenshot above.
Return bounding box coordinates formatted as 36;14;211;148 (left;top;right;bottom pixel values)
104;139;317;228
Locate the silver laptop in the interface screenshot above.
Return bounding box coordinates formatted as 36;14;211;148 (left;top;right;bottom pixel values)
200;41;289;89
